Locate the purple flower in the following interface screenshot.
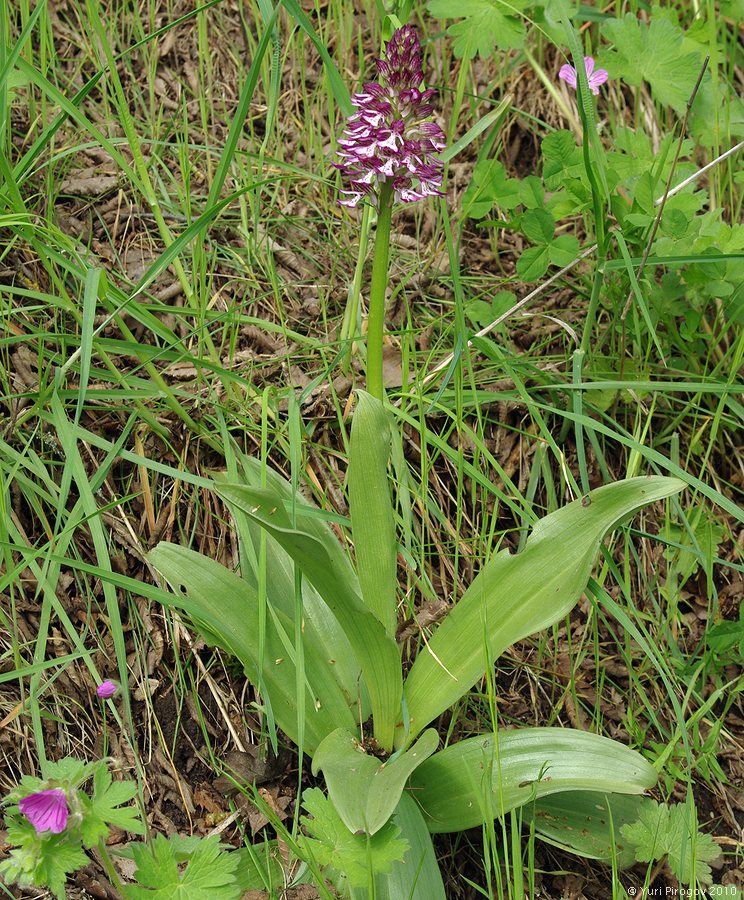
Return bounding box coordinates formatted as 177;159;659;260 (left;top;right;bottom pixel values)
559;56;608;95
335;26;446;207
18;788;69;834
96;680;118;699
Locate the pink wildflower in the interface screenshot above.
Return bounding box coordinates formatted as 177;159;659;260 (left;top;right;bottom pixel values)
334;26;446;207
558;56;608;95
96;680;118;699
18;788;69;834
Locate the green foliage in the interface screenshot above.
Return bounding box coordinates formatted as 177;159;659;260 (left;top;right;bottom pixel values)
461;159;521;219
706;606;744;665
465;290;516;330
300;788;408;888
0;821;88;900
525;791;646;868
409;728;657;833
79;765;145;847
621;799;722;886
348;391;398;636
211;482;403;752
1;760;144;898
148;539;360;753
401;477;684;744
516;208;580;280
311;727;439;835
601;14;702;115
426;0;527;58
122;835;240;899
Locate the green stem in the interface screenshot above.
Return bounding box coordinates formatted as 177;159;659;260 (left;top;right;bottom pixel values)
97;840;125;897
366;182;394;401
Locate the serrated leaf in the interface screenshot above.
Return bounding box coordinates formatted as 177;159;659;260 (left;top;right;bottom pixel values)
122;835;239;899
400;477;685;746
427;0;526;59
312;727;439;835
78;766;144;847
621;800;721;886
301;788;407;887
601;15;702;114
409;727;657;833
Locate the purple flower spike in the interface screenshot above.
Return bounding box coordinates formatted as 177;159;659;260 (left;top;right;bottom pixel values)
96;680;118;699
335;26;446;207
559;56;608;95
18;788;69;834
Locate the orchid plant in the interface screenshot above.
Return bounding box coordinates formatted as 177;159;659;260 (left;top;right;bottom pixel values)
136;24;691;899
1;18;720;900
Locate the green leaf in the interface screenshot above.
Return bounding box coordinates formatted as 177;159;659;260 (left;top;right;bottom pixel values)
461;158;521;219
521;209;555;245
214;484;402;752
621;800;721;886
312;727;439;835
300;788;408;888
122;835;240;899
382;793;446;899
79;766;144;846
400;477;685;745
231;842;286;892
516;245;550;281
409;727;657;833
215;462;364;720
548;233;580;266
663;505;724;587
541;129;584;191
601;15;702;115
349;392;398;636
524;790;646;868
148;542;358;753
427;0;526;58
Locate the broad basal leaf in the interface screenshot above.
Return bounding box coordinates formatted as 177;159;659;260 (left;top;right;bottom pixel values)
524;790;645;868
216;462;365;719
400;477;684;746
215;484;402;752
383;793;446;899
409;727;657;833
312;727;439;835
349;392;398;636
148;543;358;754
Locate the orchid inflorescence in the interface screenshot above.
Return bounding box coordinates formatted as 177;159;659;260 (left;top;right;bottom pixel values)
335;25;446;208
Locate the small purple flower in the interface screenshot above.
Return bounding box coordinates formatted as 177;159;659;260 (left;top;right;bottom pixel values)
559;56;608;95
96;680;118;699
335;26;446;207
18;788;69;834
